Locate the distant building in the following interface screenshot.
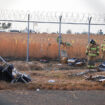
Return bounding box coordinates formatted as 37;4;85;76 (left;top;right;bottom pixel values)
9;30;20;33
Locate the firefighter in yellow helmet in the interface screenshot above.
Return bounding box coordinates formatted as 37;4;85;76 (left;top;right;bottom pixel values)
101;39;105;61
86;39;99;69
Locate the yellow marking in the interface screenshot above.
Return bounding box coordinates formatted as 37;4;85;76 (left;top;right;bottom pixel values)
15;39;17;45
72;40;74;43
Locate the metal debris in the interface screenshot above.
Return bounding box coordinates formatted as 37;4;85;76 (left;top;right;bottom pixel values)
68;69;97;77
48;80;55;83
0;56;31;83
97;62;105;71
86;75;105;82
68;58;86;66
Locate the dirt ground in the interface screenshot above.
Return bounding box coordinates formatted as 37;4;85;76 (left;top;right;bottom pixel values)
0;60;105;105
8;59;87;71
0;60;105;90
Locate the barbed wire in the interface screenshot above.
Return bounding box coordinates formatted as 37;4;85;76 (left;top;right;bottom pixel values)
0;9;105;23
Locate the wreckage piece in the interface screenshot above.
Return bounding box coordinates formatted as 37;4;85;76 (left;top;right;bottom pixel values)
0;56;14;82
11;68;31;83
11;73;31;84
97;62;105;71
75;59;86;66
0;56;7;64
68;58;77;66
0;64;14;82
0;56;31;83
40;59;49;63
68;58;86;66
0;64;27;83
86;75;105;82
68;69;97;77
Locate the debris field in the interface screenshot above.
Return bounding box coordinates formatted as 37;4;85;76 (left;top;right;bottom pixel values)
0;57;105;90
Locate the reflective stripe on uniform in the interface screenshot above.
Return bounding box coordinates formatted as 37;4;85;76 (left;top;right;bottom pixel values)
102;48;105;51
90;48;97;50
87;65;96;68
87;46;89;48
101;44;105;47
88;53;96;56
86;50;88;53
97;51;99;53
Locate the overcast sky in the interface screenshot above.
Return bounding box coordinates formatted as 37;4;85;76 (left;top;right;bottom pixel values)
0;0;105;13
0;0;105;33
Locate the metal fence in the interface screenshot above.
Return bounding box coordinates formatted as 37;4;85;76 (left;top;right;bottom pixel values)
0;10;105;61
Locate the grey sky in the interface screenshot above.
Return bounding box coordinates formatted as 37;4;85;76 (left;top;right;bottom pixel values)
85;0;105;13
0;0;105;33
0;0;96;13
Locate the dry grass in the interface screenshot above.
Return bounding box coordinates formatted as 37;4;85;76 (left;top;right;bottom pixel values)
0;32;105;90
0;70;105;91
0;32;104;58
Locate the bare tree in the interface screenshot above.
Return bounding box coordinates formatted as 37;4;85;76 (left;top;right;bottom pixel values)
66;29;72;34
0;23;12;29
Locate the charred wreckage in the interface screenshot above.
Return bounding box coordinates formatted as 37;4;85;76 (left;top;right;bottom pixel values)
0;56;31;83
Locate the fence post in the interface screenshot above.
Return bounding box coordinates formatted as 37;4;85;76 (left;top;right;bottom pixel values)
58;16;62;61
88;17;92;43
26;14;30;62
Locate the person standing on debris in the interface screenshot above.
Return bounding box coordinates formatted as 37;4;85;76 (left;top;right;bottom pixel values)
101;39;105;61
56;36;71;63
56;36;71;48
86;39;99;69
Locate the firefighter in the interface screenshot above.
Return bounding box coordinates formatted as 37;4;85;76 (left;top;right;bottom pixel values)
86;39;99;69
101;39;105;61
56;36;71;63
56;36;71;48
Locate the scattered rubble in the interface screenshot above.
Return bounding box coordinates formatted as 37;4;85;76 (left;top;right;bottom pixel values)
68;58;86;67
60;50;86;67
48;80;55;83
40;59;49;63
97;62;105;71
68;69;97;77
86;75;105;82
36;88;40;91
57;64;62;66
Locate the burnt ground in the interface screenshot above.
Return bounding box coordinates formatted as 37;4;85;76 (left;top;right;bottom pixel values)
0;90;105;105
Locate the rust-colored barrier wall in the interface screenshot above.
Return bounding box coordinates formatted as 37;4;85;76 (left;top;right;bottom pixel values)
0;32;104;59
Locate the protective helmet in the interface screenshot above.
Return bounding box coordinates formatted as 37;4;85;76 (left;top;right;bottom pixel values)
90;39;96;44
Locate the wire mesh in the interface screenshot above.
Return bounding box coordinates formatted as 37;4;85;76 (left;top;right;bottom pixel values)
0;9;105;24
